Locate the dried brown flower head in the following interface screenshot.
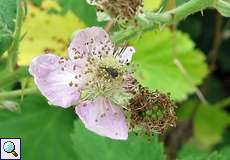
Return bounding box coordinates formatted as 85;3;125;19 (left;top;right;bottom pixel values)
87;0;144;23
127;83;177;136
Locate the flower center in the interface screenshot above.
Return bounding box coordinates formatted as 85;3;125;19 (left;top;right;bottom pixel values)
84;55;127;98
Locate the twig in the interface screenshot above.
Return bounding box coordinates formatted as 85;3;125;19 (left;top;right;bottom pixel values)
0;67;28;86
209;12;223;72
0;87;38;100
171;24;208;104
173;59;208;104
112;0;216;43
214;97;230;109
201;12;223;93
7;0;26;72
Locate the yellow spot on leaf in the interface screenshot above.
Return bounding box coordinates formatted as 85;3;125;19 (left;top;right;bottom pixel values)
144;0;162;11
18;0;85;65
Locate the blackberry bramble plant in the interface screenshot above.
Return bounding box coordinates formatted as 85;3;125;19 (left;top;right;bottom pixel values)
1;0;230;159
29;27;176;139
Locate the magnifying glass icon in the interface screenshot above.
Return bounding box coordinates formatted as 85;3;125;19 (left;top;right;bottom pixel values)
3;141;18;157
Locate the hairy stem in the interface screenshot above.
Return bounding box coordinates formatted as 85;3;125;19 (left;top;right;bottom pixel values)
7;0;26;72
215;97;230;109
215;0;230;17
0;87;38;100
0;67;29;86
112;0;216;43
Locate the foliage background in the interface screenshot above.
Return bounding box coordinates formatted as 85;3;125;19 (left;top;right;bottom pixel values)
0;0;229;159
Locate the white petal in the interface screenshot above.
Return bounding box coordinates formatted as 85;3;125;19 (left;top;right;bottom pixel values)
76;97;128;140
97;10;111;21
68;27;114;61
116;46;135;64
29;54;85;108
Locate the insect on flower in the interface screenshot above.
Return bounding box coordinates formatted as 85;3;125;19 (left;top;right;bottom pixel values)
103;66;119;78
29;27;135;140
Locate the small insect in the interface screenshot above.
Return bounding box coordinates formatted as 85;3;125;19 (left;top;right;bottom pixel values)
104;67;119;78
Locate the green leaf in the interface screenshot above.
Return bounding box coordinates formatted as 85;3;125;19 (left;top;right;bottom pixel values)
177;143;210;159
175;0;190;7
177;100;230;148
178;143;230;160
219;147;230;158
144;0;162;11
0;23;13;56
19;1;85;65
0;0;17;31
0;0;17;55
31;0;43;6
71;120;166;160
131;29;208;101
0;94;78;160
0;58;7;71
57;0;105;26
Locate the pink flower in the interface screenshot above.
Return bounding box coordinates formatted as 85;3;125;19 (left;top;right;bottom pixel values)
29;27;135;140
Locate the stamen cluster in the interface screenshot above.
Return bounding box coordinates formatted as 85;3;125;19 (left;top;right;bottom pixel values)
69;32;132;99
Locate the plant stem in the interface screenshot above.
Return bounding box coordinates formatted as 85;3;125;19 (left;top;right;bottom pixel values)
214;97;230;109
170;23;207;104
112;0;216;43
210;12;223;71
201;12;223;93
0;67;28;86
0;0;218;98
174;59;208;104
7;0;25;72
215;0;230;17
0;87;38;99
166;0;215;23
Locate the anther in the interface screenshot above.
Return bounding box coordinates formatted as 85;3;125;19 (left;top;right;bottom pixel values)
69;81;73;87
